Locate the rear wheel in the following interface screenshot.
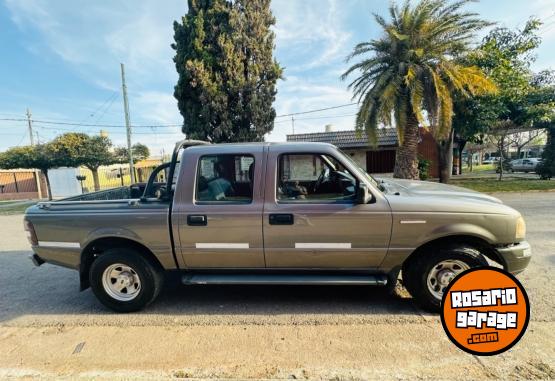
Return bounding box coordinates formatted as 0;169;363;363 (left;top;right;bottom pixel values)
402;245;488;312
89;248;164;312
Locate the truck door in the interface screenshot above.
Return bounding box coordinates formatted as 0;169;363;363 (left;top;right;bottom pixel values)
262;146;392;269
172;146;265;268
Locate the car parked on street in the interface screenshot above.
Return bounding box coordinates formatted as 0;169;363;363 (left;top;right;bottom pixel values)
509;158;541;173
24;140;531;313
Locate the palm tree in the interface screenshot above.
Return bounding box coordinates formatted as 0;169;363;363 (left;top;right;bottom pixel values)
342;0;496;180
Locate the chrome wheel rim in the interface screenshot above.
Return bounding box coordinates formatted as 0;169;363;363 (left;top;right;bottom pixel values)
426;260;469;300
102;263;141;301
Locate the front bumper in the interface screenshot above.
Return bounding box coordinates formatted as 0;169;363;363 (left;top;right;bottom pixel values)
496;241;531;275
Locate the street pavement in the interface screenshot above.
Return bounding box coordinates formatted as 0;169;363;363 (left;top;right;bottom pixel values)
0;192;553;379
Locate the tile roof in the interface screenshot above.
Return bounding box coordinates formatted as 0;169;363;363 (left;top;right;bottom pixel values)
286;128;398;148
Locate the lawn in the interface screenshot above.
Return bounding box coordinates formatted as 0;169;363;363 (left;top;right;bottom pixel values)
451;178;555;193
462;164;495;173
0;201;36;215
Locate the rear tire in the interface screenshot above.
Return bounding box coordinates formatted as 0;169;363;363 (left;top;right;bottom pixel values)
89;248;164;312
402;245;488;312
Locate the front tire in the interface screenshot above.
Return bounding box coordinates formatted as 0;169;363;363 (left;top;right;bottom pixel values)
402;245;488;312
89;248;164;312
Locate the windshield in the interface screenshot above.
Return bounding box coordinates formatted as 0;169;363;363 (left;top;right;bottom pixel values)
335;148;383;191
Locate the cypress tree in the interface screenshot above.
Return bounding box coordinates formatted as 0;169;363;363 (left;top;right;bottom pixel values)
172;0;282;142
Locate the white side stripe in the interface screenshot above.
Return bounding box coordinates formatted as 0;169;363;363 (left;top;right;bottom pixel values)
295;243;351;249
196;243;250;249
400;220;427;224
38;241;80;249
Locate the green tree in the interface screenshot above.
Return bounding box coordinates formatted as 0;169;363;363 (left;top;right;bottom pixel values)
113;143;150;164
0;144;58;200
172;0;282;142
341;0;495;180
50;133;115;191
453;19;555;179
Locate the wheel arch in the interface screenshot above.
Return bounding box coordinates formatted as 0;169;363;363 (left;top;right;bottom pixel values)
401;234;506;273
79;237;164;291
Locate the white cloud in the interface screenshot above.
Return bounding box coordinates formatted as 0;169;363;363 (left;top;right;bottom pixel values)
4;0;183;84
272;0;352;71
3;0;362;152
133;91;180;125
270;76;357;142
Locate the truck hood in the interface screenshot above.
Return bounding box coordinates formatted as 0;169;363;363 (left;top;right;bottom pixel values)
376;178;503;205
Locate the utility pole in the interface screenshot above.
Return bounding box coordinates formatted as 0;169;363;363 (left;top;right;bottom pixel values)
26;108;42;198
291;116;295;135
26;108;34;145
120;63;135;183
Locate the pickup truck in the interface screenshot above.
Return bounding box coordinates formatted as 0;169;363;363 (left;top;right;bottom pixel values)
24;140;531;312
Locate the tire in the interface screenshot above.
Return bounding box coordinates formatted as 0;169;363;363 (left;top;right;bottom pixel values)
402;245;488;312
89;248;164;312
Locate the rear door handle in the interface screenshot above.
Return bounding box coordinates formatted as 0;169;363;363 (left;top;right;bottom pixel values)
269;213;294;225
187;215;207;226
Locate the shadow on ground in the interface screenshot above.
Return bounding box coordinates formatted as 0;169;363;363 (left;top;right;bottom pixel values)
0;251;421;324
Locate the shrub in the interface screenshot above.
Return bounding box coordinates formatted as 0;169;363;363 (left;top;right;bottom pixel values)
418;157;431;180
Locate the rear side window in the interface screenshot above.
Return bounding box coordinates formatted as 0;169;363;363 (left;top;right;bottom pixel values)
196;154;254;204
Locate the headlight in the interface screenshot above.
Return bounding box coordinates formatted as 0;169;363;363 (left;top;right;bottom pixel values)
515;216;526;241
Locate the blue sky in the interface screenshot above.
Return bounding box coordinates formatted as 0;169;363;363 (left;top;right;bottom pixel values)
1;0;554;155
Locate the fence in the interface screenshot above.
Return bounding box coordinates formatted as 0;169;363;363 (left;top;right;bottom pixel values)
77;162;163;193
0;170;44;201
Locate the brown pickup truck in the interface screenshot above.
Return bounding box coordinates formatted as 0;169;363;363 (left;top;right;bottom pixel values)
24;140;531;312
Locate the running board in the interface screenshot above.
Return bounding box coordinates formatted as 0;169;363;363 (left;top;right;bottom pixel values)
181;273;388;286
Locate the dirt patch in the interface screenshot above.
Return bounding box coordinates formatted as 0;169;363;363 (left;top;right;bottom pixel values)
510;360;555;380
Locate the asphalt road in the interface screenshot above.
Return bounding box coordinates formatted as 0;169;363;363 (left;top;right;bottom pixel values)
0;192;554;380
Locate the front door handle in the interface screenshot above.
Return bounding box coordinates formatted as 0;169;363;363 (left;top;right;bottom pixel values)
269;213;294;225
187;215;207;226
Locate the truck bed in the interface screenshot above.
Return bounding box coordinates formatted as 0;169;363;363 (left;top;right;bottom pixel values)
61;186;133;201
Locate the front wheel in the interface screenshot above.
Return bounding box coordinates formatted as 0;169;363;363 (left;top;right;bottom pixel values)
89;248;164;312
402;245;488;312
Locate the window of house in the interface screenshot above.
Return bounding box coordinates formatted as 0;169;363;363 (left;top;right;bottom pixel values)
277;153;357;202
196;154;255;203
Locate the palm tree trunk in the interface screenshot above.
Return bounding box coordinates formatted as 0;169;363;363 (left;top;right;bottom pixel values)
437;128;454;183
393;112;419;180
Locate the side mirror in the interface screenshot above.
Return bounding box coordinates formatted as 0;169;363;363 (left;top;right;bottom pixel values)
356;183;372;204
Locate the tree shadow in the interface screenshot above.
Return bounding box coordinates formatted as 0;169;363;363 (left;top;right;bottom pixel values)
0;251;427;324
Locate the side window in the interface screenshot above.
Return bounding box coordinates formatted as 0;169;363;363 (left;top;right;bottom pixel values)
277;153;357;202
196;154;254;203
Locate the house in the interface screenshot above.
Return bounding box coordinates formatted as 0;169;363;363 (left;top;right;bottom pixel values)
286;127;440;178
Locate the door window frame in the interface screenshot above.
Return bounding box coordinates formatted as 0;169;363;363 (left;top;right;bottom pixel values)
194;153;255;205
275;152;361;205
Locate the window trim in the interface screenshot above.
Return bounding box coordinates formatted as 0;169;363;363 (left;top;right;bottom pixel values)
275;152;360;205
194;153;255;205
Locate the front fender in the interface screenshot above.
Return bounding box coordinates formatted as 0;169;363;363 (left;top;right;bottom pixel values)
422;223;497;244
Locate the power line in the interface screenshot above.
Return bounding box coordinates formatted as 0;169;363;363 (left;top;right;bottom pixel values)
275;113;358;123
275;103;358;118
0;102;361;131
94;94;119;124
80;91;119;123
35;125;181;135
0;118;181;128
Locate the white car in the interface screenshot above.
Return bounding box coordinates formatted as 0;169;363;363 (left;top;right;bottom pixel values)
510;158;541;173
